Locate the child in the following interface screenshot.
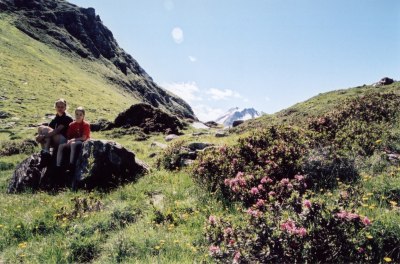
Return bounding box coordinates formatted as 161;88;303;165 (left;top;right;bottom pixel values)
56;106;91;170
36;98;73;165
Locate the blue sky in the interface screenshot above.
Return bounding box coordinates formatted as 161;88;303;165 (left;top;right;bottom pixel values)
70;0;400;121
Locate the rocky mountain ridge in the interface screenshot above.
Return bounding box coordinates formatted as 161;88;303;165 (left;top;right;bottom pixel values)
0;0;195;119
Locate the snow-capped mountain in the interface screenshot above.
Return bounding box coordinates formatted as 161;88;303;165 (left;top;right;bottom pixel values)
215;107;261;127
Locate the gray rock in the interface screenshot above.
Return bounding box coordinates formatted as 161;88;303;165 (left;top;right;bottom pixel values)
165;134;179;142
192;132;209;136
232;120;244;127
215;131;228;137
8;139;149;193
0;111;11;119
151;141;167;149
187;142;214;151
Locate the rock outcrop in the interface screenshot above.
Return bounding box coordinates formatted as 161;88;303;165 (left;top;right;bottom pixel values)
373;77;394;87
0;0;195;119
8;139;149;193
114;103;185;134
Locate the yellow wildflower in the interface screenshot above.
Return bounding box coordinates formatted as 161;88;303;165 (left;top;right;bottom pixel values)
375;139;382;144
389;201;397;206
154;246;161;250
366;234;373;239
384;257;392;262
16;225;21;229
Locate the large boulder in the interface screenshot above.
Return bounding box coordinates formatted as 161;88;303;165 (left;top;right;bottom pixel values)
114;103;185;134
8;139;149;193
373;77;394;87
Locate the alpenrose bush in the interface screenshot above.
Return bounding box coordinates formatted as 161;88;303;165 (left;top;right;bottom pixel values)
206;199;374;263
308;92;400;156
192;126;310;201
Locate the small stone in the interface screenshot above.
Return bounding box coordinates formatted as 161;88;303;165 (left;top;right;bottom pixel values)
215;131;227;137
165;134;179;142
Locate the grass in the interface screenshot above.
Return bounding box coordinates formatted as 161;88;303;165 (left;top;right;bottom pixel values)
1;8;400;263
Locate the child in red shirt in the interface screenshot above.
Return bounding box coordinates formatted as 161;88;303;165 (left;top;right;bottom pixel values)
56;106;90;169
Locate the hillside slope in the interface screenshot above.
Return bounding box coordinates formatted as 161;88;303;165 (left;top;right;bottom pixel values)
238;81;400;132
0;0;195;120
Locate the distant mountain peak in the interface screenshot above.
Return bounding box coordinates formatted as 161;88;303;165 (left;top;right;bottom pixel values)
215;107;261;127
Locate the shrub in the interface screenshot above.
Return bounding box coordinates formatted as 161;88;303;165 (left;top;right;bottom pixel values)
303;147;358;190
0;139;37;156
192;126;310;198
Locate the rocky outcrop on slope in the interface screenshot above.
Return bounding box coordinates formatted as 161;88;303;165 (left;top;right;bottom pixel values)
0;0;195;119
113;103;185;134
8;139;149;193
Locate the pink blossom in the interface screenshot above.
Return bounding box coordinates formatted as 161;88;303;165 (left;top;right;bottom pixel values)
280;178;290;185
256;199;265;208
208;215;217;225
346;212;359;220
358;247;365;253
295;174;304;181
268;191;276;197
232;158;238;165
224;179;230;186
303;200;312;209
362;216;371;226
280;219;296;232
287;183;293;190
224;227;233;236
229;239;235;245
233;251;241;263
296;227;307;237
250;187;259;195
209;245;221;255
336;210;348;219
247;208;261;218
260;177;268;184
257;184;264;191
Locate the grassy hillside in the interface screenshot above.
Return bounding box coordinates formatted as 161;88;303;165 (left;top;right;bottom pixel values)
240;81;400;132
0;14;138;140
1;10;400;263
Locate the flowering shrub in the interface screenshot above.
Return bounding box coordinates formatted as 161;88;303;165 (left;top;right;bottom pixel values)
308;92;400;155
206;200;374;263
192;126;309;199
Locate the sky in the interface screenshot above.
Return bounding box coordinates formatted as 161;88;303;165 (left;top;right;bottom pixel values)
69;0;400;122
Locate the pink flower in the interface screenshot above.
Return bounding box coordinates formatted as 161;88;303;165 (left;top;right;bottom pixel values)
287;183;293;190
257;184;264;191
346;212;359;220
280;178;289;185
362;216;371;226
224;179;230;186
303;200;312;209
296;227;307;237
250;187;259;195
209;245;221;255
208;215;217;225
280;219;296;232
224;227;233;236
336;210;348;219
295;174;304;181
233;251;241;263
232;158;238;165
358;247;365;253
256;199;265;208
268;191;276;197
260;177;268;184
247;208;261;218
219;146;227;153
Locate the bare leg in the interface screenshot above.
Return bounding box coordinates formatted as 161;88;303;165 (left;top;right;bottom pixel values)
69;141;83;165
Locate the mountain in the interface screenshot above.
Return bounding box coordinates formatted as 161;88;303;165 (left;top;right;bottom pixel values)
0;0;195;120
215;107;261;127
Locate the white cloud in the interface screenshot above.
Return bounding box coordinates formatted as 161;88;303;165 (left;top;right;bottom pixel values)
162;82;202;103
206;88;243;101
171;27;184;44
192;104;225;122
164;0;174;11
188;56;197;62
